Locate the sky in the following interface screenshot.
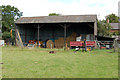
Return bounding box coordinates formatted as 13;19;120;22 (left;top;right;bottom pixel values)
0;0;120;20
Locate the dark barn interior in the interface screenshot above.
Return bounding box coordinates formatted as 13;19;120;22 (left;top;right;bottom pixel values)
17;22;94;43
15;15;97;48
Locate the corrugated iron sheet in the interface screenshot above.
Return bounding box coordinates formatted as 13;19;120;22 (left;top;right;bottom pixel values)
110;23;120;30
15;15;97;24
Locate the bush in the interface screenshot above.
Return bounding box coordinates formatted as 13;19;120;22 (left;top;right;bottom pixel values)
2;31;11;40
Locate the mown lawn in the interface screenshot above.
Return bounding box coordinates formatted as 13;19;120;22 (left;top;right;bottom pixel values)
2;46;118;78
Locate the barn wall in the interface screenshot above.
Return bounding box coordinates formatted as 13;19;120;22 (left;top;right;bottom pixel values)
17;24;36;43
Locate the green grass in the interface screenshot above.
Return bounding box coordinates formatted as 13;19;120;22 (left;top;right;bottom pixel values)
2;46;118;78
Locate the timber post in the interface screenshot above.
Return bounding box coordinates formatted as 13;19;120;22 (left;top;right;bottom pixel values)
59;24;70;50
37;24;44;47
64;24;67;50
38;24;40;47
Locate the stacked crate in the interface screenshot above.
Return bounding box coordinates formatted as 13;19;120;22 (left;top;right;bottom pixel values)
55;32;78;48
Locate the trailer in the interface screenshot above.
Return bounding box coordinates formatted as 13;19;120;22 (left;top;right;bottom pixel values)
70;41;96;50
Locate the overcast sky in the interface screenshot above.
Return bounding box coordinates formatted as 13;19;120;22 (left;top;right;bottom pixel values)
0;0;120;20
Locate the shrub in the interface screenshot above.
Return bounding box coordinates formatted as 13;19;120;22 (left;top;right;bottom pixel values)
2;31;11;40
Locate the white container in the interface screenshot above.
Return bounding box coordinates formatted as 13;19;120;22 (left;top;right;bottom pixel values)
76;37;81;41
0;40;4;46
86;34;90;41
106;45;110;49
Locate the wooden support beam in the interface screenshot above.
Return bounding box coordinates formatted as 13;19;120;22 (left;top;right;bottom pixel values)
38;24;40;46
25;27;27;43
64;24;67;50
15;25;17;46
33;24;44;28
59;24;70;28
37;24;44;47
52;26;55;41
94;21;97;36
59;24;71;50
16;28;24;48
87;23;94;28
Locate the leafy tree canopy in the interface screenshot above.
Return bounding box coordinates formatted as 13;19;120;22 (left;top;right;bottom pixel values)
49;13;61;16
97;13;119;37
97;20;112;37
105;13;119;23
2;5;22;40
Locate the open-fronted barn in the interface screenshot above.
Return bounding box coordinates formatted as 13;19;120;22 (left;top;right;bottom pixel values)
15;15;97;48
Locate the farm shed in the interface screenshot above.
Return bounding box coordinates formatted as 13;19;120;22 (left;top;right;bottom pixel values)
110;23;120;44
96;36;115;49
15;15;97;48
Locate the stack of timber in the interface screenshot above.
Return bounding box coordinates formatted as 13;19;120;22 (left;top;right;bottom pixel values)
46;40;54;49
55;32;78;48
66;32;77;47
55;37;64;48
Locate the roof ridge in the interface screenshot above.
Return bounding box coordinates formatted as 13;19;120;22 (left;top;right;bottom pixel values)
16;15;97;24
21;14;97;18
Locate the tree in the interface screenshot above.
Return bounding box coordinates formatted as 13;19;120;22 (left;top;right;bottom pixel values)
49;13;61;16
97;20;112;37
2;5;22;40
105;13;119;23
103;23;112;36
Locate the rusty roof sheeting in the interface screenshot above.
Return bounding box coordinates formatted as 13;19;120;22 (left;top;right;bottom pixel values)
15;15;97;24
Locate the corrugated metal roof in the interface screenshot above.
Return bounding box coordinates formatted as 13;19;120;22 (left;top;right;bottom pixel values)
110;23;120;29
15;15;97;24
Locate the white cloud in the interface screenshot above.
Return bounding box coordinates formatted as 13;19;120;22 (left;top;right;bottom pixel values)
0;0;119;20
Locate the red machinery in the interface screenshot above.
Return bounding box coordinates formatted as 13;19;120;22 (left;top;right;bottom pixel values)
70;41;96;47
29;40;35;44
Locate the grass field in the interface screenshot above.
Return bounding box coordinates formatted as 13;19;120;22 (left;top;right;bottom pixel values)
2;46;118;78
